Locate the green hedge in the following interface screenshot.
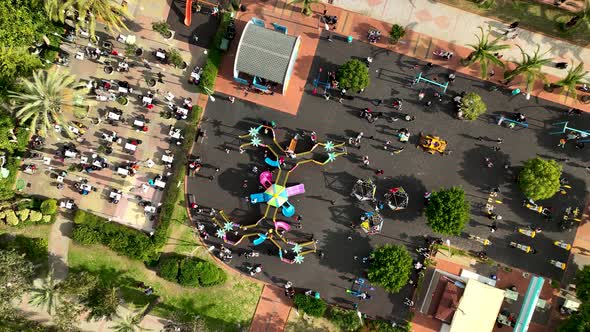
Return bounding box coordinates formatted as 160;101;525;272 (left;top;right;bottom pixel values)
328;307;362;332
40;199;58;215
157;255;226;287
158;256;181;282
72;210;157;261
198;12;233;94
293;293;327;317
0;235;48;264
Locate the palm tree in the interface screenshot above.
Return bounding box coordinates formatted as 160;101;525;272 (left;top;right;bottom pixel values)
29;271;62;315
8;69;87;138
76;0;132;40
555;62;588;99
463;26;510;79
111;304;150;332
45;0;131;40
288;0;320;16
504;45;553;92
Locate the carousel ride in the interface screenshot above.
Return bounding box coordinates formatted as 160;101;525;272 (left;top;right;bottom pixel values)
208;124;347;264
351;178;410;235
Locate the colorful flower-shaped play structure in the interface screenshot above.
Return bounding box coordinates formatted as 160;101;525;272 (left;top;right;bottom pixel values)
210;124;347;264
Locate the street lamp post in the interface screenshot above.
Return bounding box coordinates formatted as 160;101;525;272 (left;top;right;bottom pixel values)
446;239;452;257
201;86;216;102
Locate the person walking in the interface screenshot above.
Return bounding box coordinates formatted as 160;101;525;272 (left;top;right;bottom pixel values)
362;156;370;166
558;138;567;148
375;169;384;176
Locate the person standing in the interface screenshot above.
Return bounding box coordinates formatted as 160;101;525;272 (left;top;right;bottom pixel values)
362;156;370;166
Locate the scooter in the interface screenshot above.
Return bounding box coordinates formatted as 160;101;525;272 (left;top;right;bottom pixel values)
432;49;454;59
468;234;491;246
243;250;260;258
523;199;553;220
516;227;538;238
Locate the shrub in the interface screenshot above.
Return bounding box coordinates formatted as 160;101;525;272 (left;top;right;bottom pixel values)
293;293;327;317
425;187;470;235
41;215;52;223
178;257;201;287
368;319;412;332
328;307;362;331
518;157;562;201
152;21;171;37
196;261;226;286
168;48;184;68
198;12;233;94
158;256;181;282
6;209;18;225
29;210;42;222
337;59;370;92
0;235;48;264
389;24;405;44
71;210;156;261
368;244;413;293
459;92;487;120
40;199;58;215
17;208;30;222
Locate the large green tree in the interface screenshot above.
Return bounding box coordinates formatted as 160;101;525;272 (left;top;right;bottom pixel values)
518;158;562;201
503;45;552;92
0;249;34;318
8;69;87;138
337;59;370;92
463;26;509;79
0;48;43;97
425;187;470;235
367;244;412;293
458;92;487;120
86;285;120;321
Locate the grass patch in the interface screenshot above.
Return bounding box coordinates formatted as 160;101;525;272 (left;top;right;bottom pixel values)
68;243;262;331
0;223;52;241
437;0;590;46
285;310;342;332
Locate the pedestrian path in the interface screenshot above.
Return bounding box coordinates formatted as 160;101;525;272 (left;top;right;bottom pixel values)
317;0;590;111
249;285;292;332
330;0;590;80
47;215;72;280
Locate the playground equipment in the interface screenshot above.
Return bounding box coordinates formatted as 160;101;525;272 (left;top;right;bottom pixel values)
418;133;447;154
550;121;590;143
550;259;567;270
517;227;537;238
384;187;409;211
554;241;572;251
468;234;491;246
312;67;333;91
351;178;376;202
413;72;449;94
510;242;535;254
497;114;529;129
359;210;384;235
523;199;553;219
249;171;305;217
346;278;375;299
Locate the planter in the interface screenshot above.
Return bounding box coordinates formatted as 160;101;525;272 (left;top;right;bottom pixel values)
104;66;114;74
117;96;129;106
581;95;590;104
543;84;556;93
163;30;174;40
179;61;188;70
135;48;144;57
147;78;157;87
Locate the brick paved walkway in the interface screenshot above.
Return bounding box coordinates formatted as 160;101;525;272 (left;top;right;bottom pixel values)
249;285;292;332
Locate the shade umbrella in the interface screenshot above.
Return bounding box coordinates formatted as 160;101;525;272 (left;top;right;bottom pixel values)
264;184;288;207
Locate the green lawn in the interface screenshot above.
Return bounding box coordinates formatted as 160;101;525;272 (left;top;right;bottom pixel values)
285;311;342;332
438;0;590;46
69;243;262;331
0;223;52;240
